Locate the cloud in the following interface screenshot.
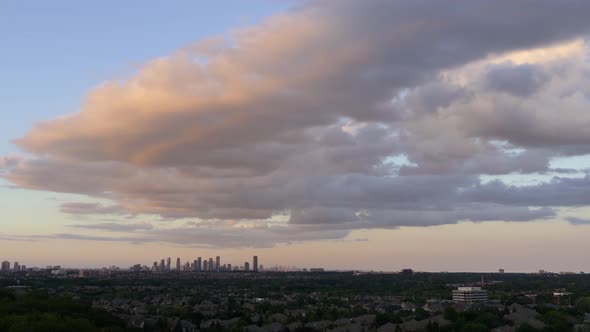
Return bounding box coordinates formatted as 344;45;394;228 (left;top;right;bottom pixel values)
0;224;350;248
566;217;590;226
61;202;128;215
485;63;550;97
0;155;23;176
0;232;149;244
465;174;590;207
14;1;590;168
4;0;590;247
68;222;153;232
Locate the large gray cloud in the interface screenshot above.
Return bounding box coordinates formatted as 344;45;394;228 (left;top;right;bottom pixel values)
3;0;590;247
485;63;550;97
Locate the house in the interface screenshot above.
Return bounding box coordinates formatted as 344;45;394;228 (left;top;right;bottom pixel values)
306;320;332;330
401;302;417;312
492;326;516;332
377;322;398;332
429;314;452;328
328;323;364;332
172;319;198;332
505;304;545;330
270;313;288;323
352;314;376;326
400;319;429;332
262;322;285;332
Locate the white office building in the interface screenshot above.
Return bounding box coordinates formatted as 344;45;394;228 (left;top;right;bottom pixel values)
452;287;488;303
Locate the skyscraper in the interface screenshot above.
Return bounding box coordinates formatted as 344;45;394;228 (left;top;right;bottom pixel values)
166;257;171;271
216;256;220;272
176;258;181;271
197;257;202;272
253;256;258;272
244;262;250;272
209;258;214;271
1;261;10;272
160;259;166;271
13;262;19;272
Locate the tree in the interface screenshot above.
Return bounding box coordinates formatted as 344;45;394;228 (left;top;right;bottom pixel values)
443;307;459;322
460;322;488;332
576;297;590;313
515;323;541;332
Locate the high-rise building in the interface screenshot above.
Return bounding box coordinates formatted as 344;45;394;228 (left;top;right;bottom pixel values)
253;256;258;272
160;259;166;271
176;258;181;271
227;264;232;271
1;261;10;272
208;258;214;271
166;257;171;271
216;256;220;272
197;257;202;272
13;262;19;272
244;262;250;272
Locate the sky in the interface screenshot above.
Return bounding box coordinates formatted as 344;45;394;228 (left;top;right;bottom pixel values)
2;0;590;272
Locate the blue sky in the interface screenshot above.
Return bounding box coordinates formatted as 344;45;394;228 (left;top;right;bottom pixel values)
0;1;290;154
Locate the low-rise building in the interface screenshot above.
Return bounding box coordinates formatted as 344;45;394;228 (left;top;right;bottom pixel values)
452;287;488;303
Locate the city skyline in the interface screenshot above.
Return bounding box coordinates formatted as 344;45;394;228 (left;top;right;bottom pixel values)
2;1;590;272
0;254;586;275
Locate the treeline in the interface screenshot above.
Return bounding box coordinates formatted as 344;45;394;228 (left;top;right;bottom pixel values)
0;289;133;332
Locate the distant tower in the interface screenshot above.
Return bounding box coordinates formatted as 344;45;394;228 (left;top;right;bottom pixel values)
216;256;220;272
209;258;214;271
13;262;19;272
160;259;166;271
197;257;202;272
244;262;250;272
176;258;181;271
1;261;10;271
166;257;171;271
253;256;259;272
